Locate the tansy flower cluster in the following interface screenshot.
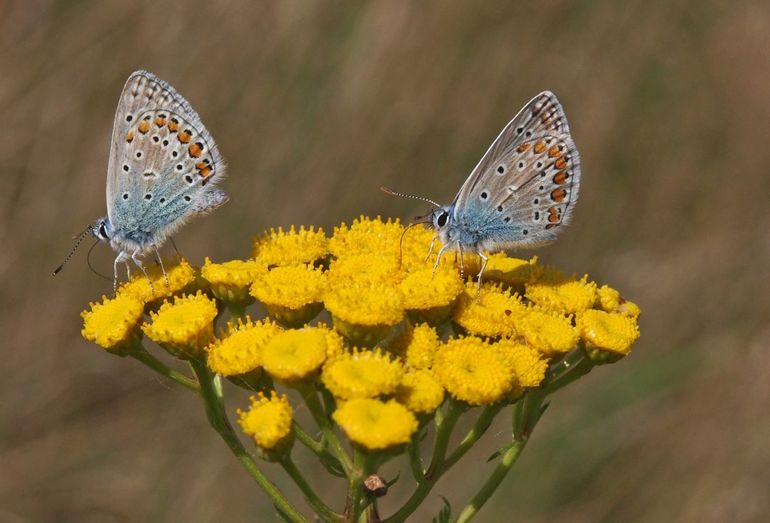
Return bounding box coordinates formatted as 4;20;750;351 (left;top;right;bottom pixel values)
80;216;640;523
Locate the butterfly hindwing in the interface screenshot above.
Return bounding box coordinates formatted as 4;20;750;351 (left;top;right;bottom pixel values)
452;91;581;250
106;71;226;249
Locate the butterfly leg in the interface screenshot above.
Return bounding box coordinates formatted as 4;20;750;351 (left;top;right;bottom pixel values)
432;242;452;276
154;245;170;289
457;241;465;279
131;250;154;294
425;236;437;262
113;251;130;292
475;251;489;298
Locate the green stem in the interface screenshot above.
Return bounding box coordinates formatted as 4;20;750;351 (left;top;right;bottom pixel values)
542;347;594;396
189;360;307;523
408;438;425;483
293;421;325;455
444;403;503;470
129;346;199;392
227;302;247;320
300;385;352;475
281;456;342;523
454;439;526;523
345;448;367;523
385;401;463;523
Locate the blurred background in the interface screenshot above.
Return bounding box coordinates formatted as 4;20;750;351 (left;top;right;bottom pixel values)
2;0;770;521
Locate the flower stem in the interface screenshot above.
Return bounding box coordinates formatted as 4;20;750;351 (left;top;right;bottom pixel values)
542;347;594;396
281;456;342;523
292;420;325;455
189;360;307;523
129;345;199;392
300;384;353;475
443;403;503;470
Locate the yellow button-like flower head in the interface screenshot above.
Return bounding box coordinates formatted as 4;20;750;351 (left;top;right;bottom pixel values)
201;258;264;307
117;258;197;305
206;317;282;377
252;226;329;267
237;392;294;454
322;349;403;400
142;292;218;360
452;282;523;338
251;265;327;327
465;254;542;287
513;308;579;357
261;328;330;382
396;370;445;414
81;294;145;352
525;275;597;315
388;323;440;370
433;337;516;405
329;216;404;258
400;266;463;325
493;339;548;388
325;284;404;347
578;310;640;363
333;398;418;451
327;254;402;286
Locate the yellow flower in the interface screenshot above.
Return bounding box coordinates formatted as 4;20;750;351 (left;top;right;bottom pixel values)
333;398;417;450
252;226;329;267
201;258;264;306
142;292;218;360
596;285;621;312
251;265;326;327
578;310;640;362
117;258;196;305
324;284;404;346
313;323;346;359
525;275;597;315
329;216;404;258
452;282;523;338
617;299;641;319
327;254;403;286
465;254;542;287
237;392;293;451
400;266;463;325
433;337;516;405
388;323;440;370
399;225;441;270
494;339;548;388
396;370;445;414
206;317;282;377
513;309;579;357
261;328;330;382
81;294;144;351
322;349;403;399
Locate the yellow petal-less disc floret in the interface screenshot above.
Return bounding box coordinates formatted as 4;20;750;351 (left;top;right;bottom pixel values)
578;309;640;361
322;349;403;400
251;265;327;327
329;216;404;258
252;226;329;267
399;226;441;270
396;370;445;414
261;328;330;382
388;323;440;370
333;398;418;450
206;317;282;377
324;283;404;346
312;323;346;359
117;258;197;305
201;258;265;306
596;284;621;312
81;294;145;351
141;292;218;360
327;253;403;286
513;308;579;357
525;275;598;315
465;254;542;287
452;282;524;338
237;392;293;450
493;339;548;388
433;337;516;405
400;266;464;324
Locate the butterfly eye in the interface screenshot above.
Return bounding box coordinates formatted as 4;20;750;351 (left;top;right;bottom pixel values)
98;222;108;240
437;211;449;227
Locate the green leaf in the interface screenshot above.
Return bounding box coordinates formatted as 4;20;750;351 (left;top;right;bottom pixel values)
386;472;401;487
318;447;347;477
432;496;452;523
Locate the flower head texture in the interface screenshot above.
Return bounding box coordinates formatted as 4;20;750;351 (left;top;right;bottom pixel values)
322;349;403;400
578;309;640;359
513;308;579;357
329;216;404;258
117;258;196;304
251;265;327;327
388;323;440;370
525;275;597;315
81;294;144;351
237;392;293;450
399;265;463;311
452;282;523;338
206;317;282;377
201;258;265;306
261;328;330;382
396;370;445;414
141;292;218;359
252;226;329;266
333;398;418;450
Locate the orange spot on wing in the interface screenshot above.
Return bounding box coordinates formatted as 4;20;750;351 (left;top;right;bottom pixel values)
554;157;567;169
553;171;568;185
548;207;560;223
545;223;558;230
533;141;546;154
126;131;134;143
548;146;560;158
550;188;567;203
138;120;150;134
188;142;203;158
516;143;531;153
155;115;167;127
167;118;179;132
178;130;192;143
196;162;212;177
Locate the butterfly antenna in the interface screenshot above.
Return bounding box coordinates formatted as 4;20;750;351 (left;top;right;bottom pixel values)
86;239;111;281
380;186;441;208
52;225;92;276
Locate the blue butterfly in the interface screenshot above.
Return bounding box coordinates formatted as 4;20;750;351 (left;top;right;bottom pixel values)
387;91;581;284
56;71;227;289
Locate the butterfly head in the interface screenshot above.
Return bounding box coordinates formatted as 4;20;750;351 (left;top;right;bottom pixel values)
431;206;453;231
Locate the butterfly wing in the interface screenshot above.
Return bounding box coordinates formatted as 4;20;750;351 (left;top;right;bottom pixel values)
105;70;227;251
452;91;580;250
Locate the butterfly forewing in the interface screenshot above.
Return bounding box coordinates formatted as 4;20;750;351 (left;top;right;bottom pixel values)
106;71;226;247
452;91;581;249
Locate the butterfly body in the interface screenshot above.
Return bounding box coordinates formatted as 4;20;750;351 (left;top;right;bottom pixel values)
91;71;227;288
427;91;581;279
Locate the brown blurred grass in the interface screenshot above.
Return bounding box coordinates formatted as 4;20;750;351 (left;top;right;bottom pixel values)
2;0;770;521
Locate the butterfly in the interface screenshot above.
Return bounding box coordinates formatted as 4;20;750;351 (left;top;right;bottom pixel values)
55;70;227;289
385;91;580;287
